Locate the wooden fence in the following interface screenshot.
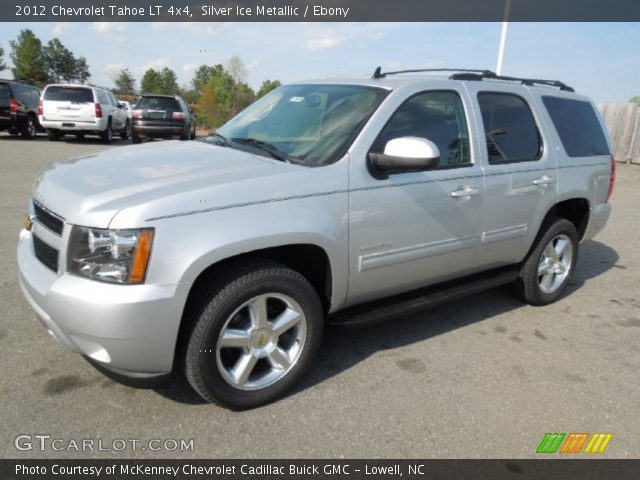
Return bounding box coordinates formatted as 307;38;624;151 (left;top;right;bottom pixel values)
597;103;640;164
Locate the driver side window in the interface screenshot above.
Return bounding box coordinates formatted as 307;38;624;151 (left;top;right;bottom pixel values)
371;90;472;168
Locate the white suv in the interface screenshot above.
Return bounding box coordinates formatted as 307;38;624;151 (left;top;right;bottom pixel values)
39;84;128;143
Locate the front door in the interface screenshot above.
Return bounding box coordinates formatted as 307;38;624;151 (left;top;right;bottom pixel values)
347;88;486;306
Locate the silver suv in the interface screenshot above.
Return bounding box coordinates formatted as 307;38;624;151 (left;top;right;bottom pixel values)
39;84;129;143
18;68;614;409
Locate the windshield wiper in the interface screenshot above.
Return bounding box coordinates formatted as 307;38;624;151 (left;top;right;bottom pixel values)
207;132;231;147
231;137;292;163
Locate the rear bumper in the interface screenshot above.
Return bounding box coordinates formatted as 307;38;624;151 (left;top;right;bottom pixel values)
17;228;189;377
40;117;107;132
133;124;184;138
0;113;27;130
582;203;612;242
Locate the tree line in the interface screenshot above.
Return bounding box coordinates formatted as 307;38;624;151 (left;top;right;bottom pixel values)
1;29;90;85
113;56;281;128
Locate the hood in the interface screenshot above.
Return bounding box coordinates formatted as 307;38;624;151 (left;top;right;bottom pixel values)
32;140;312;227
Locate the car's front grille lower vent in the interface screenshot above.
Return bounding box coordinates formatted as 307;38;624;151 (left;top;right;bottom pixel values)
33;201;64;235
33;235;59;273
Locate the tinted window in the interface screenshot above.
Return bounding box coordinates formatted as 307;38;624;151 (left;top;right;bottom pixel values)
372;91;471;168
44;86;94;103
137;96;181;111
542;96;610;157
478;92;541;164
0;83;11;106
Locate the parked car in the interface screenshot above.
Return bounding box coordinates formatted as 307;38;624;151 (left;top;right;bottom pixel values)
18;68;614;409
0;80;42;139
131;94;196;143
39;84;128;143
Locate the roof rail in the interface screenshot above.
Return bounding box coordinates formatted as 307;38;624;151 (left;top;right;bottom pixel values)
372;67;495;79
371;66;574;92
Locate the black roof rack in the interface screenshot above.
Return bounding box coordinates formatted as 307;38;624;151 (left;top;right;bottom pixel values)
372;66;574;92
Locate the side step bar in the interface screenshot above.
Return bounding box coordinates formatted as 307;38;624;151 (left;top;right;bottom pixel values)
329;267;520;328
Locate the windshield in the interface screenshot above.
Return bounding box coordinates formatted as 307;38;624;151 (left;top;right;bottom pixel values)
214;84;389;166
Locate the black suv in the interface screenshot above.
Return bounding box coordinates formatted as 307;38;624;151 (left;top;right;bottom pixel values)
0;80;42;139
131;94;196;144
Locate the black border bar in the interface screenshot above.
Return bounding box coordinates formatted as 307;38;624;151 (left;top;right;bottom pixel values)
3;459;640;480
3;0;640;22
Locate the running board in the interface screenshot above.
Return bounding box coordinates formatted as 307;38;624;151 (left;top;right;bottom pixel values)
329;267;520;328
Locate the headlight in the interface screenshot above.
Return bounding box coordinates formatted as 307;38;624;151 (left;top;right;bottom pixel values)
68;226;154;284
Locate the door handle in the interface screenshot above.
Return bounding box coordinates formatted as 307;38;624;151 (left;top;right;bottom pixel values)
450;186;480;198
532;175;555;186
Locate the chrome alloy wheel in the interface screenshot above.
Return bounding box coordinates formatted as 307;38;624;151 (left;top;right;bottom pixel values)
537;234;573;294
216;293;307;391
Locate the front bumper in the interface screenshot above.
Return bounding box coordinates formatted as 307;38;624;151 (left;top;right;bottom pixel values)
582;203;612;242
17;228;188;377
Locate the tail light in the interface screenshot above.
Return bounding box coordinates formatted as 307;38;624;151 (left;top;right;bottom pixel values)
172;112;185;121
606;155;616;203
95;103;102;118
38;100;43;116
132;110;143;119
9;98;18;114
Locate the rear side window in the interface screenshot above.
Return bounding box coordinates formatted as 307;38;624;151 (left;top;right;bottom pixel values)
542;96;610;157
478;92;541;164
137;96;180;111
0;83;10;106
44;86;94;103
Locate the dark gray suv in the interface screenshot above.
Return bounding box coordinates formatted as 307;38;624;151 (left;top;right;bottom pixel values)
131;94;197;143
0;80;42;139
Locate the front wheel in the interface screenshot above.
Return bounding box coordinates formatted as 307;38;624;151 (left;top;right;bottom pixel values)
184;261;324;409
120;120;130;140
21;116;38;139
516;217;579;305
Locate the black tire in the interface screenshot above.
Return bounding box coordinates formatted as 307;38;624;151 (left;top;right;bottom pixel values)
21;116;38;139
131;133;142;144
190;121;197;140
184;261;324;409
100;120;113;144
75;133;85;140
46;129;61;141
120;120;130;140
179;125;190;141
516;217;579;306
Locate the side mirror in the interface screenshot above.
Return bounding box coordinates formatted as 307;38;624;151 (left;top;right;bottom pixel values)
367;137;440;179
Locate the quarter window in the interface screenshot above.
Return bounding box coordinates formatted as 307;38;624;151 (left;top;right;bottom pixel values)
372;91;471;168
478;92;541;164
542;96;610;158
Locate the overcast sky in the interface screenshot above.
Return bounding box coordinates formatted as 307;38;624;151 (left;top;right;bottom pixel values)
0;22;638;102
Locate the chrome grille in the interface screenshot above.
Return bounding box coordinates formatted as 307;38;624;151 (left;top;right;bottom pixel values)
33;201;64;235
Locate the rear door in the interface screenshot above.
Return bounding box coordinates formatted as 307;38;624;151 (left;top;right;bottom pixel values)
42;86;96;121
466;85;558;269
136;96;183;127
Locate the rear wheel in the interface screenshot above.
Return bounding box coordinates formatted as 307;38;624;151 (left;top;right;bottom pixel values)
75;133;85;140
184;261;324;409
46;129;61;141
131;133;142;144
21;116;37;139
516;217;579;305
100;120;112;144
179;124;190;141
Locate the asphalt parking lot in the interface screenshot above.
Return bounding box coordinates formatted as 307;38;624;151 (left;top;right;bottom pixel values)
1;131;639;459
